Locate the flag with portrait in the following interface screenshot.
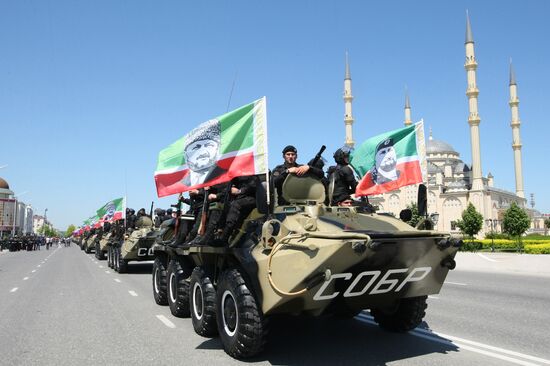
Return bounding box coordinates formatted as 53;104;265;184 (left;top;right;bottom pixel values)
154;97;268;197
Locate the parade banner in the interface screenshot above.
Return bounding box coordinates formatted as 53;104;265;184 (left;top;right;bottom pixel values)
96;197;125;222
154;97;268;197
351;121;426;196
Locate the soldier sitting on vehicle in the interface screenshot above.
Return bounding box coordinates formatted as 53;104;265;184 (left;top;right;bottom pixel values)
218;175;257;246
328;147;358;206
273;145;325;206
186;183;228;247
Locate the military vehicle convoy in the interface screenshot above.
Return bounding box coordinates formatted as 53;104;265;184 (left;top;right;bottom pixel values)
151;174;461;359
111;216;157;273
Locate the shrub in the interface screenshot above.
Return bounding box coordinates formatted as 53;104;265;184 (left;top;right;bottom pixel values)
525;243;550;254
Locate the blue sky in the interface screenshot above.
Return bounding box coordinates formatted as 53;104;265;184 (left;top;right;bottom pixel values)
1;0;548;230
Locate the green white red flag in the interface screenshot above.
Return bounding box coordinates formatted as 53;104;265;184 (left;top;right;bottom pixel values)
154;97;268;197
96;197;125;222
350;121;426;196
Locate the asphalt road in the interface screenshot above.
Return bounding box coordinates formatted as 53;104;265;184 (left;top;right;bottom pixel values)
1;247;549;366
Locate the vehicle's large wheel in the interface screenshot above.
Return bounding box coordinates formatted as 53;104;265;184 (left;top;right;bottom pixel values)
117;249;128;273
216;269;268;359
85;244;92;254
107;247;113;268
190;266;217;337
370;295;428;332
167;259;192;317
97;244;105;260
114;247;120;272
95;243;101;259
152;257;168;306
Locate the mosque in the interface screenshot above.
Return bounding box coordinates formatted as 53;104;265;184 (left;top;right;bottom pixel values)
342;14;544;236
0;177;34;238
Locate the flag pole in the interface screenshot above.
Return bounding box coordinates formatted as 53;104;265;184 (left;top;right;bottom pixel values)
262;97;271;211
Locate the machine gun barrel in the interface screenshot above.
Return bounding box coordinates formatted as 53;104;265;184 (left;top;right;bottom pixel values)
310;145;326;167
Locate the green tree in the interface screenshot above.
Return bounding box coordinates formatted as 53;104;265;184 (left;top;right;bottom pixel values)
456;203;483;242
502;202;531;252
65;224;76;237
405;202;422;227
544;218;550;236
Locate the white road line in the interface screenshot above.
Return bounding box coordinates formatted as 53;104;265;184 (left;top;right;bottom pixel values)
477;253;499;262
446;281;467;286
37;265;41;268
105;270;111;274
156;315;176;329
428;295;439;299
356;314;550;366
128;291;138;297
31;270;36;273
114;279;121;283
10;287;18;293
23;277;29;281
99;265;104;268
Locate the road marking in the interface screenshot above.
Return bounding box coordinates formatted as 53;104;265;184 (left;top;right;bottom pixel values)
99;265;104;268
37;265;41;268
23;277;29;281
128;291;138;297
477;253;499;262
428;295;439;299
357;313;550;366
114;279;121;283
10;287;18;293
31;270;36;273
446;281;467;286
105;270;111;274
156;315;176;329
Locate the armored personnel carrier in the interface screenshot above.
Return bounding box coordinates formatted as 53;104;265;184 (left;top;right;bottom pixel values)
152;175;461;359
84;232;97;254
96;231;110;260
112;216;157;273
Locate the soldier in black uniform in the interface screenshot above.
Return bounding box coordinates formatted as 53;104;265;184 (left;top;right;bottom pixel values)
186;183;229;246
219;175;257;245
273;145;325;205
328;147;358;206
126;208;136;231
181;188;205;243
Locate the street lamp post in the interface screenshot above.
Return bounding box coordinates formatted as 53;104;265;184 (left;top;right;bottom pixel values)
485;219;500;252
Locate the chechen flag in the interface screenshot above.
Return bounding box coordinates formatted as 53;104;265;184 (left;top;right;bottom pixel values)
154;97;269;197
351;121;427;196
96;197;125;223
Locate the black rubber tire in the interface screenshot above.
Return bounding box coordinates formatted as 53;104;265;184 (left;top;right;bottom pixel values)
152;257;168;306
117;249;128;273
85;243;92;254
216;269;268;359
167;259;192;317
114;247;120;272
190;266;218;337
370;295;428;332
107;247;113;268
97;244;105;260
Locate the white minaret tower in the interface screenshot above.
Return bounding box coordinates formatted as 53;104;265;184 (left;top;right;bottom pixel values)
464;11;484;191
404;89;412;126
343;52;355;148
509;61;525;198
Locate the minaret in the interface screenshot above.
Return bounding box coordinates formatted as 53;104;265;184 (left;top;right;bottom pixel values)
464;11;484;191
509;61;525;198
343;52;355;148
404;89;412;126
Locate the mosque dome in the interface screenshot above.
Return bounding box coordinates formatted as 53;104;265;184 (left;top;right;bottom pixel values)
426;138;457;155
0;177;9;189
